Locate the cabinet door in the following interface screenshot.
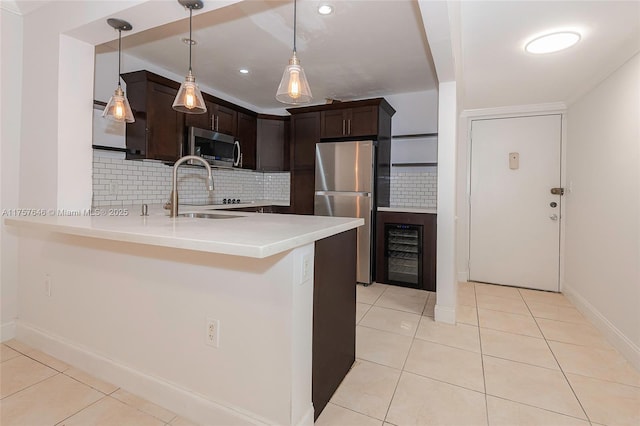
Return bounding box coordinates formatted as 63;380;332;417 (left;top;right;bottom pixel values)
236;112;257;169
291;112;320;214
320;109;347;139
147;82;182;162
348;106;378;137
213;104;237;136
257;118;286;171
184;100;214;130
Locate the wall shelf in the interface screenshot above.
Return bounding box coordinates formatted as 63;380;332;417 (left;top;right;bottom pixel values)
392;162;437;167
392;133;438;139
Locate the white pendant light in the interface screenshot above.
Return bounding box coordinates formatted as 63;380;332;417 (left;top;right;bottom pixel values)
276;0;312;105
173;0;207;114
103;18;135;123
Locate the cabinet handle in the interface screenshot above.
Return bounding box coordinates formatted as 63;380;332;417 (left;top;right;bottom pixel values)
342;119;346;135
211;115;215;131
348;119;351;135
215;115;219;131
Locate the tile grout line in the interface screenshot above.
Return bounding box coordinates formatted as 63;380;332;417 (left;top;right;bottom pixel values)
485;394;598;423
379;293;425;425
474;283;491;426
321;402;383;425
0;369;61;401
53;394;109;426
519;287;593;424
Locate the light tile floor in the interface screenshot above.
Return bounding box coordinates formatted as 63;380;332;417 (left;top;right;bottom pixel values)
1;282;639;426
0;341;196;426
319;282;640;426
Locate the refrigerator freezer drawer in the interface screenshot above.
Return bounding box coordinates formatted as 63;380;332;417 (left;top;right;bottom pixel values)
314;192;373;284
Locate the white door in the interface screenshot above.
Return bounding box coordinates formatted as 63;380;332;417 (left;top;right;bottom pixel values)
469;115;562;291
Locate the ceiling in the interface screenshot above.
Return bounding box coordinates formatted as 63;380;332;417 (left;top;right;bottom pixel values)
11;1;639;112
97;0;438;111
460;1;640;109
0;0;53;15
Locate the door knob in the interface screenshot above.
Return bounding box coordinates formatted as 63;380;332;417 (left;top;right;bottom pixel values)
549;214;558;221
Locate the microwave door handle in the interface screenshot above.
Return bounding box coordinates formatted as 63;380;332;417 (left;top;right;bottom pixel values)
233;140;241;167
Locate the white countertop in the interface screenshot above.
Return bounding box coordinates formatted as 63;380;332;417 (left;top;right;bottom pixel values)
378;207;437;214
4;207;363;259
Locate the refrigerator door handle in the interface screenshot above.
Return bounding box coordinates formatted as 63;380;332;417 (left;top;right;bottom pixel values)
315;191;371;197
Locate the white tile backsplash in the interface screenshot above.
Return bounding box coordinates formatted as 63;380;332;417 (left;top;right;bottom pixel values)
92;152;290;207
390;169;437;209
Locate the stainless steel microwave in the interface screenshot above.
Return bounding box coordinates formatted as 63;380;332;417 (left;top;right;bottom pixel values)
186;126;240;168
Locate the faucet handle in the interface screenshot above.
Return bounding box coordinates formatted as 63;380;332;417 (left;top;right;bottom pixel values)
163;199;172;210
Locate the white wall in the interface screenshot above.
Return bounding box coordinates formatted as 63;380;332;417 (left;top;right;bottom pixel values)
0;8;23;340
17;230;314;425
564;53;640;369
385;90;438;135
434;81;457;324
385;89;439;169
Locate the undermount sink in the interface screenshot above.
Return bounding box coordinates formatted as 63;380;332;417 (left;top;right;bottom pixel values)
177;212;243;219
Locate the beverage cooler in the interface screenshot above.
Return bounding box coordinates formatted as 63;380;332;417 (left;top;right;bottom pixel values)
384;223;423;288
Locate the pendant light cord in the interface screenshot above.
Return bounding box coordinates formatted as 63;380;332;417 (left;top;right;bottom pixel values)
117;28;122;88
293;0;297;53
188;6;193;72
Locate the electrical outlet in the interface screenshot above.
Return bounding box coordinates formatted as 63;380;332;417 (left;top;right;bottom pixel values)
44;274;52;297
205;318;220;348
302;254;312;283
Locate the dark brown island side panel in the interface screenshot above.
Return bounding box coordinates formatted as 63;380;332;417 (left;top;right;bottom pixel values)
313;228;357;419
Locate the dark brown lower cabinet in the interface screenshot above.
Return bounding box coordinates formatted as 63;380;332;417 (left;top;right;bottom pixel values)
376;211;437;292
313;229;357;419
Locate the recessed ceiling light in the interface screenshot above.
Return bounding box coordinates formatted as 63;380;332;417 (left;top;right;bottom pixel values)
318;4;333;15
525;31;581;54
239;69;249;74
181;37;197;45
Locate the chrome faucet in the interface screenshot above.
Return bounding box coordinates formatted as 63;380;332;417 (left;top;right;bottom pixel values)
166;155;214;218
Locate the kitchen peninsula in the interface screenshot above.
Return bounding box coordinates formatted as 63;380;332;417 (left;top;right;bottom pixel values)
5;210;363;425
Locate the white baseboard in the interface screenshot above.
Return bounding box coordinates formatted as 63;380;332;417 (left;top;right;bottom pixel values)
16;321;276;426
1;321;16;342
457;271;468;283
563;285;640;371
297;405;314;426
434;304;456;324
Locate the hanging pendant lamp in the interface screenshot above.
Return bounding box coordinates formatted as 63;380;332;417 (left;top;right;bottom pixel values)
276;0;312;104
173;0;207;114
103;18;135;123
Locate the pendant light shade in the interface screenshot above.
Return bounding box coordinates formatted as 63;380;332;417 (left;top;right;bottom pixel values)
276;0;312;105
173;0;207;114
103;86;135;122
103;18;135;123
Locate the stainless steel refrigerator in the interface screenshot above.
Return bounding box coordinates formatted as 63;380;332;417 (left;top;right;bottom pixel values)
315;141;375;284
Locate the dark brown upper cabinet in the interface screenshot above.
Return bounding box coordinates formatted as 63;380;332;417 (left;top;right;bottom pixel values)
121;71;184;162
184;100;237;137
320;105;378;139
212;103;237;136
287;98;395;209
236;112;257;170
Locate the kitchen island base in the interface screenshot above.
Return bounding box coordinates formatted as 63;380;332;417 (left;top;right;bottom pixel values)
11;225;357;426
